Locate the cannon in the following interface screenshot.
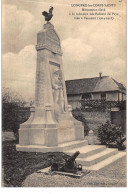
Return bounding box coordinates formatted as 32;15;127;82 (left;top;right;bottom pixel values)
116;137;126;150
51;151;82;174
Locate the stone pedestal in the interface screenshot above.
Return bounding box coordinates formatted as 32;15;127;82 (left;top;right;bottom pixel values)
88;130;95;145
16;22;85;152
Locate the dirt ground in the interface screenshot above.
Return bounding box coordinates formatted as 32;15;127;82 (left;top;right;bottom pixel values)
23;156;126;187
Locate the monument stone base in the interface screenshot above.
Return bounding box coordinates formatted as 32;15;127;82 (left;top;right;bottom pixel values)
16;106;86;152
16;139;88;153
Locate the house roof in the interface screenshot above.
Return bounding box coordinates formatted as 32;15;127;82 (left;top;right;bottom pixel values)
65;76;126;95
112;79;126;91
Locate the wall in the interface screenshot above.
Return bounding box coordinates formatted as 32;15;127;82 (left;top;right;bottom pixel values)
123;93;126;100
92;92;119;101
92;91;118;101
106;92;118;101
67;94;81;109
92;93;100;100
111;110;126;134
67;94;126;133
121;110;126;134
119;92;122;101
80;109;126;134
82;109;111;131
111;111;121;126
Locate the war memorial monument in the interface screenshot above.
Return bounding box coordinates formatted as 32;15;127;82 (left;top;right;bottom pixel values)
16;7;87;152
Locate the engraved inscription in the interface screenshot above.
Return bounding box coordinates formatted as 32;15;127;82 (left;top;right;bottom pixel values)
35;62;47;107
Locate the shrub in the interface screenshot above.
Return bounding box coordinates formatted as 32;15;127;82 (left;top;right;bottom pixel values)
2;88;30;138
72;108;89;136
96;121;125;148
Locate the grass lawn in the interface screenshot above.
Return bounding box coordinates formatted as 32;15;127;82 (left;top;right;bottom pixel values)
2;140;70;187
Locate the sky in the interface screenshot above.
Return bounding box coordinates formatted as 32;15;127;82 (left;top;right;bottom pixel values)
2;0;126;101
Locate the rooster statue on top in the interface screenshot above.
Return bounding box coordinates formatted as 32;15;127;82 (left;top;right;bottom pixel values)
42;7;53;22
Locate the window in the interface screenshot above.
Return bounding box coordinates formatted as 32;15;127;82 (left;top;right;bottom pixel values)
82;93;92;100
101;93;106;101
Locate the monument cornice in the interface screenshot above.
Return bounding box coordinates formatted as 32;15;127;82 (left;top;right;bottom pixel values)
35;43;63;56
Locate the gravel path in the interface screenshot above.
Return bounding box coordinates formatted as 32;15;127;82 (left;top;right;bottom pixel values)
23;156;126;187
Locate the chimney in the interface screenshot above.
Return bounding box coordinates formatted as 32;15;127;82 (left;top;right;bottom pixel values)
99;72;102;79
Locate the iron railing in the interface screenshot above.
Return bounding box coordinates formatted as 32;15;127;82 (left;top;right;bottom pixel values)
68;99;126;111
80;99;126;110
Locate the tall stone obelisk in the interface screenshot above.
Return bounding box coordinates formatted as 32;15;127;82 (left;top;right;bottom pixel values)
16;8;85;151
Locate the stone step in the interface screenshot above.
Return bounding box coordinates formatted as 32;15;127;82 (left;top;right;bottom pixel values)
65;145;106;158
82;151;126;171
62;140;88;151
2;132;16;141
76;148;118;166
16;139;88;152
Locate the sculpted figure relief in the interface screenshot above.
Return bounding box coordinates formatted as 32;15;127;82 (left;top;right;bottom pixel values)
51;68;65;119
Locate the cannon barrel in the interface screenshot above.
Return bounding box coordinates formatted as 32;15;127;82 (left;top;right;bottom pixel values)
70;151;80;161
121;137;126;143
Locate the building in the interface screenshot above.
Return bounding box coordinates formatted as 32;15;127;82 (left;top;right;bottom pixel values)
65;75;126;110
65;75;126;133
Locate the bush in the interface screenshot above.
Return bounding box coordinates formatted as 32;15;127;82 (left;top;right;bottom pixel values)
2;88;30;138
96;121;125;149
72;108;89;136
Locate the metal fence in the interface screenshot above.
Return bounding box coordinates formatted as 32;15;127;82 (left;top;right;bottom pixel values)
79;99;126;111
